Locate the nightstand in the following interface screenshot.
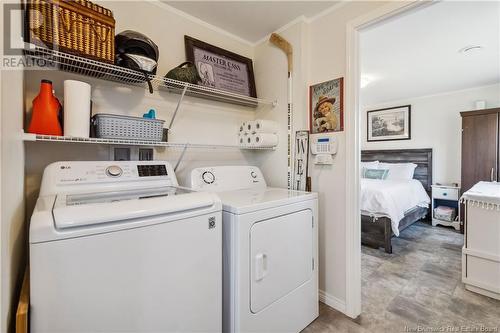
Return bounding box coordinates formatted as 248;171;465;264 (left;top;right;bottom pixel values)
431;185;460;230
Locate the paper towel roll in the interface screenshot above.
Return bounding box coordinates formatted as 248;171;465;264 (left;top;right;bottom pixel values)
253;133;278;147
253;119;278;134
64;80;91;137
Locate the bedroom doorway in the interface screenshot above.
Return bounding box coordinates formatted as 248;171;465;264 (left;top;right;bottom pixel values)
349;1;500;330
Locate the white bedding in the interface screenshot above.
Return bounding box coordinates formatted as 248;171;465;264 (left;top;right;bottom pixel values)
360;178;430;236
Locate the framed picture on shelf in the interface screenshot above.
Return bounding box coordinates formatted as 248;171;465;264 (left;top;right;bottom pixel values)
309;77;344;134
184;35;257;98
367;105;411;142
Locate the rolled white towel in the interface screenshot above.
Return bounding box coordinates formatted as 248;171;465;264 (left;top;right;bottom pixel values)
253;133;278;148
253;119;278;134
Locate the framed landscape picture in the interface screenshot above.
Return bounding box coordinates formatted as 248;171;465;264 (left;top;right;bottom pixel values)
184;35;257;98
309;77;344;134
367;105;411;142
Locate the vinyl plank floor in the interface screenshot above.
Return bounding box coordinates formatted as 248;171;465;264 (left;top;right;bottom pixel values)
303;222;500;333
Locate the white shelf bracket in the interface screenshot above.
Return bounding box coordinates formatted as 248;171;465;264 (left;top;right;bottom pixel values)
168;84;188;129
174;144;189;172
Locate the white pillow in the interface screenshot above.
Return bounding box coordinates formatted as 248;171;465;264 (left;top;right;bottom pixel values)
379;162;417;180
361;161;379;169
360;161;379;177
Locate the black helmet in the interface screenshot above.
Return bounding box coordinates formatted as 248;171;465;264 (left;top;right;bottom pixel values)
115;30;159;93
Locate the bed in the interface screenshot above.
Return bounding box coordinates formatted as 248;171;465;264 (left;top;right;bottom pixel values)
361;149;432;253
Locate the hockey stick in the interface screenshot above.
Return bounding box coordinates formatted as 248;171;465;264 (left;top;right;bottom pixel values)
269;32;294;190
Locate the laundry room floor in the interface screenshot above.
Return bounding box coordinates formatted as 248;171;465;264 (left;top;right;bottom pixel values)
303;222;500;333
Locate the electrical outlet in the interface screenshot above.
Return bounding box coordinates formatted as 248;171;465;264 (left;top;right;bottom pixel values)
111;147;131;161
139;148;154;161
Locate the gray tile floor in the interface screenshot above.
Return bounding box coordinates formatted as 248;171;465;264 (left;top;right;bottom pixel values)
303;222;500;333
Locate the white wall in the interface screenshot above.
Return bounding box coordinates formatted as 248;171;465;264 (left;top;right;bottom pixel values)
7;0;478;327
1;1;26;331
253;20;310;188
361;84;500;185
254;1;390;312
17;1;266;331
306;1;388;310
23;0;267;214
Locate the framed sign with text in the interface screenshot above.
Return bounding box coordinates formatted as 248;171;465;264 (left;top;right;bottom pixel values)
184;35;257;98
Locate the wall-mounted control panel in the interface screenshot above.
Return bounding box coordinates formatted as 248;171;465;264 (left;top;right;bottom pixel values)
310;135;337;165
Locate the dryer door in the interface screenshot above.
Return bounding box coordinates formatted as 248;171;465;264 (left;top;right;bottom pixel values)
250;209;313;313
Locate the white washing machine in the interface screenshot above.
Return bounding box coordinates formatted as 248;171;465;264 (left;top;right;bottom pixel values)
30;161;222;333
190;166;318;333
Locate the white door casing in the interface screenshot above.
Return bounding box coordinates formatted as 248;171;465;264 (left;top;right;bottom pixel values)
344;0;434;318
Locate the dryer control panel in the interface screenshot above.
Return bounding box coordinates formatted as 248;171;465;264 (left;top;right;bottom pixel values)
191;166;267;192
40;161;177;196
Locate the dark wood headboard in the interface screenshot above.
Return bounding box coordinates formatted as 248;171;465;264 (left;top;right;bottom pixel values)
361;149;433;192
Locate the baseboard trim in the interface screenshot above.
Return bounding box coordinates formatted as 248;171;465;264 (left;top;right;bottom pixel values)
318;290;346;314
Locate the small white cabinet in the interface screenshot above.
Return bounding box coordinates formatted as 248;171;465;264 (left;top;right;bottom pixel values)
431;185;460;230
461;181;500;300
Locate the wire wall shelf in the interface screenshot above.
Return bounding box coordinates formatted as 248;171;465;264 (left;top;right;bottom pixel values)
22;133;275;150
23;46;277;109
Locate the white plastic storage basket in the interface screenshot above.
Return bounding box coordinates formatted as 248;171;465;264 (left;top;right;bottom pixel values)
92;114;165;141
433;206;456;222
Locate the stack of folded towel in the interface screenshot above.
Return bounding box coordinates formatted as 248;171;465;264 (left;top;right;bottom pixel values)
238;119;278;148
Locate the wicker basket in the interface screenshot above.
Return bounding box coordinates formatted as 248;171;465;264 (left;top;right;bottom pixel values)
26;0;115;63
91;114;165;141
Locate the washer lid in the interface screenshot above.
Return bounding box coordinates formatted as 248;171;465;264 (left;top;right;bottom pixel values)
217;187;317;214
53;186;215;229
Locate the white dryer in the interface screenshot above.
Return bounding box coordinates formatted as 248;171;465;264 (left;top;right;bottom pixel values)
30;161;222;333
191;166;318;333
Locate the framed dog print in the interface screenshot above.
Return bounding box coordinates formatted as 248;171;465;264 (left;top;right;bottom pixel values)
309;78;344;134
367;105;411;141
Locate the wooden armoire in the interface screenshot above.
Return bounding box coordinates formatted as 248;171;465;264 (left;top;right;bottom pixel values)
460;107;500;232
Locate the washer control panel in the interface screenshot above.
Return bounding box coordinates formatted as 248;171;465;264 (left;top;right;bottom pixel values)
46;161;176;188
191;166;266;192
137;164;168;177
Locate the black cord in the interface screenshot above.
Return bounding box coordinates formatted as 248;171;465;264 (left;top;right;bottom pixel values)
142;70;153;94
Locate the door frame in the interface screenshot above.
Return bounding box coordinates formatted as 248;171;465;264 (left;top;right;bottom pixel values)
344;0;435;318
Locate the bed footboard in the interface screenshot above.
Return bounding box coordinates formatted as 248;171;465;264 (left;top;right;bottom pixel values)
361;207;428;254
361;216;393;253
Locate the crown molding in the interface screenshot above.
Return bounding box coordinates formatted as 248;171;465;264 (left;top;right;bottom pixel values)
147;0;255;47
253;1;348;46
147;0;348;48
363;82;500;109
306;1;349;23
253;15;308;46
